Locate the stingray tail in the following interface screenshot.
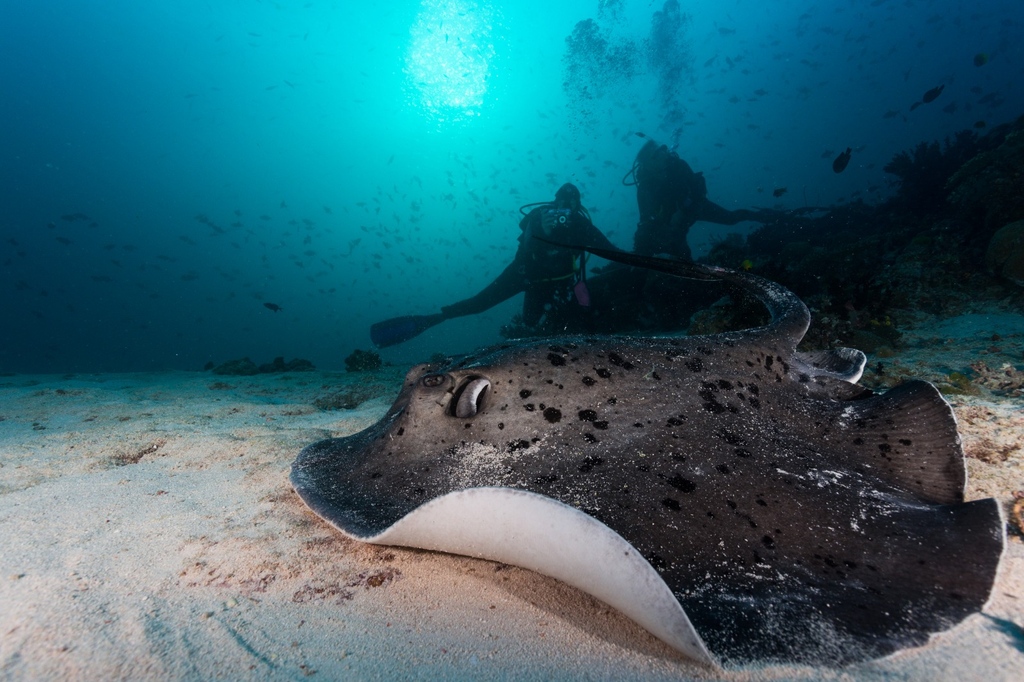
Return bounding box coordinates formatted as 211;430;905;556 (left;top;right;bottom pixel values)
561;243;811;349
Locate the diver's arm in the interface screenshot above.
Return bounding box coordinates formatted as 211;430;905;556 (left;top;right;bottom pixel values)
439;260;525;319
697;199;755;225
577;216;622;253
699;199;780;225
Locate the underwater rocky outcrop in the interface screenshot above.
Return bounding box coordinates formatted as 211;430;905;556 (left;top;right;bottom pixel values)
947;115;1024;233
704;115;1024;352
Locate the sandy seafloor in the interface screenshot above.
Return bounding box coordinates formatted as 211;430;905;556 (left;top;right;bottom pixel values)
2;310;1024;681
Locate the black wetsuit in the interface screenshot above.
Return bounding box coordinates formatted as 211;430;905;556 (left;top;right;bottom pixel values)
633;154;763;261
441;206;617;327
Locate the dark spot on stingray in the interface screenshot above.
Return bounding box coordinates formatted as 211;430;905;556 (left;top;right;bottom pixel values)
666;473;696;493
799;373;810;383
747;384;759;396
498;422;504;430
756;499;768;506
717;380;733;390
899;438;912;446
519;389;532;399
685;358;703;372
578;455;604;472
583;432;598;443
727;500;738;510
633;422;645;428
507;439;531;452
370;471;382;479
524;404;535;412
543;407;562;423
596;367;611;378
581;376;596;386
735;448;752;458
878;443;892;453
651;371;662;381
608;352;634;370
762;535;775;549
717;464;731;474
667;417;685;427
703;399;727;414
853;437;864;445
765;356;774;370
593;420;609;430
396;427;405;436
748;398;761;409
607;397;617;404
534;474;559;485
697;346;714;356
663;498;681;511
578;409;598;421
547;353;566;367
671;454;687;462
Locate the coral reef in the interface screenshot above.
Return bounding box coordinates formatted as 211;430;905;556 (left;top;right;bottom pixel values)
947;115;1024;232
883;130;988;213
985;220;1024;286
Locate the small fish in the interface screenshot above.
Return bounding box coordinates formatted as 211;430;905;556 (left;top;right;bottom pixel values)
922;84;945;103
635;131;647;138
772;187;787;197
974;120;987;129
833;147;852;173
973;53;989;67
264;302;283;313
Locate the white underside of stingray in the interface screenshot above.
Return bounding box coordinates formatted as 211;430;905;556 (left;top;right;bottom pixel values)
340;486;717;667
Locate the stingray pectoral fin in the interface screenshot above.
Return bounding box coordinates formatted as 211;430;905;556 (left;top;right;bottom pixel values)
845;379;966;504
366;487;717;667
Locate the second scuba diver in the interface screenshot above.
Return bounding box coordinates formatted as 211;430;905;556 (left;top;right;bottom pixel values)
626;138;780;261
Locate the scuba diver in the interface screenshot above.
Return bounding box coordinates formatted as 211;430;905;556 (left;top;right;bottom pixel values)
370;183;619;348
624;138;780;260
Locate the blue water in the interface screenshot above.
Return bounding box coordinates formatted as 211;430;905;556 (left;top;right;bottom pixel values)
1;0;1021;373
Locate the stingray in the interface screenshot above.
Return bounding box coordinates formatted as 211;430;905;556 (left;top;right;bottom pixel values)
291;246;1004;667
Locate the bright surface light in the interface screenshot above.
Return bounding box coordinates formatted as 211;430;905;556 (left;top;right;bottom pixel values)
405;0;496;122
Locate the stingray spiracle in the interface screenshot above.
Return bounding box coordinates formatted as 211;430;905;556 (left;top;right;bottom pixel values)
454;377;490;418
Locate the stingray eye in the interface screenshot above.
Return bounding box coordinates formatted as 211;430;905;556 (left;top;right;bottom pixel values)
421;373;447;388
452;377;490;419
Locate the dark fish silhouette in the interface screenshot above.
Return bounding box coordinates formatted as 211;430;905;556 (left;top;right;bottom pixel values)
974;53;988;67
922;84;945;103
291;246;1003;667
264;302;283;313
832;147;852;173
772;187;787;198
